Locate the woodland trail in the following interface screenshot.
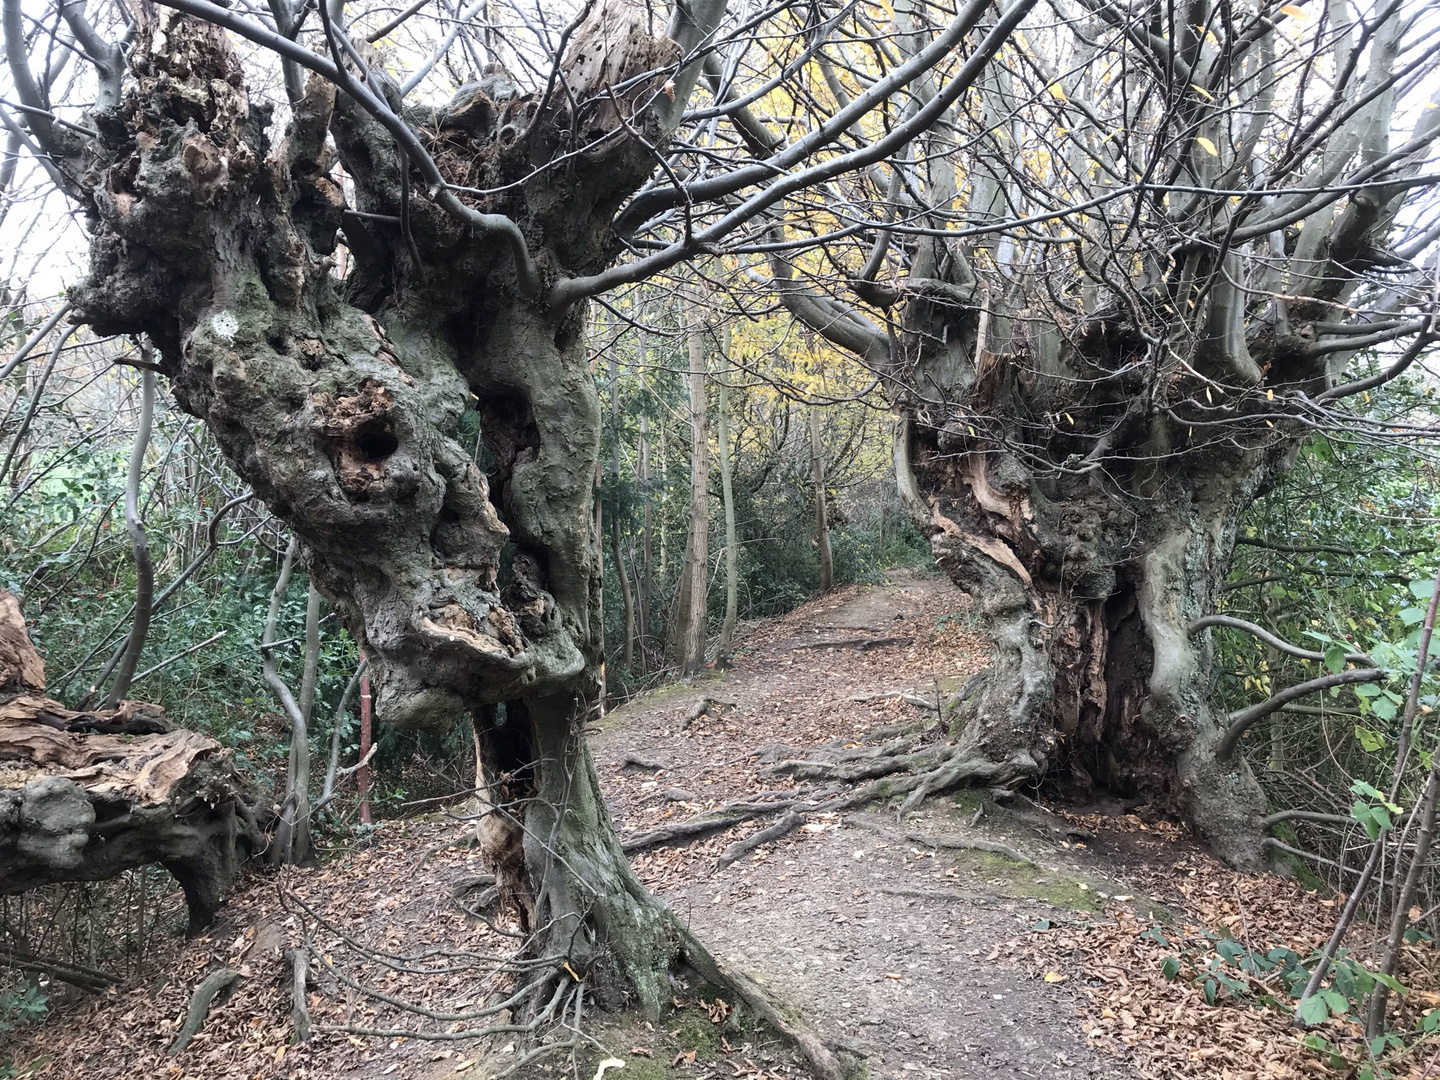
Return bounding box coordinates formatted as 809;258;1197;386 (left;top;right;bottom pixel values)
4;572;1372;1080
594;570;1124;1080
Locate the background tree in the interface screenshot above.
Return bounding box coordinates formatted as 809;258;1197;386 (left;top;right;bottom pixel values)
731;0;1440;867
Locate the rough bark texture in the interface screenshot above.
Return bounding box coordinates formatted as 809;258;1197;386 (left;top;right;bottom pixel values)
809;406;833;595
60;2;697;1008
888;230;1349;869
671;301;710;674
1;591;262;930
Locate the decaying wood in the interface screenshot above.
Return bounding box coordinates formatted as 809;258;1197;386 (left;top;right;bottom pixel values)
1;590;262;931
0;591;45;693
290;948;312;1043
167;967;243;1055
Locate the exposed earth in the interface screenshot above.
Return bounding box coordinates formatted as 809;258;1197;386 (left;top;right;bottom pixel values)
3;571;1396;1080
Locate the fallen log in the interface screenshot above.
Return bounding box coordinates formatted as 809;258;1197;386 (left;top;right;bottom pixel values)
1;590;263;932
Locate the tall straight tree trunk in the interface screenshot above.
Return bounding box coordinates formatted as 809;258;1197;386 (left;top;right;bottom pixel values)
609;349;635;672
265;537;312;866
671;294;709;674
715;327;739;664
809;405;833;595
638;410;652;644
300;580;322;724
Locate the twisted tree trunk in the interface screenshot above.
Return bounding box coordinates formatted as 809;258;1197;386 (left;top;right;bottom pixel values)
53;1;715;1006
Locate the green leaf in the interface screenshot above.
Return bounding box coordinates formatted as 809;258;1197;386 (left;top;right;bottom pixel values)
1161;956;1181;979
1321;989;1349;1016
1373;972;1406;994
1299;994;1330;1025
1203;978;1218;1005
1410;580;1435;600
1400;606;1428;626
1352;802;1377;838
1032;919;1052;931
1355;725;1385;752
1324;644;1348;674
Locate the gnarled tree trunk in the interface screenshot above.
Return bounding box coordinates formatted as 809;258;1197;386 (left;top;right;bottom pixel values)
51;0;714;1009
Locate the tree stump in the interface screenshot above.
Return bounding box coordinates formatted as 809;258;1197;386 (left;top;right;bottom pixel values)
0;590;263;931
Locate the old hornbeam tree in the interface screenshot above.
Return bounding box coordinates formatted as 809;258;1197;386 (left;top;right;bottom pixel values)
2;0;1029;1019
754;0;1440;867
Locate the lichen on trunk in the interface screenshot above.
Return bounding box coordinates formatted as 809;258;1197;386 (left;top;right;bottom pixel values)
54;0;723;1014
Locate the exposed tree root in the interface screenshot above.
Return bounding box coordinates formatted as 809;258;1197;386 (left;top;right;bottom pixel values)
684;696;737;728
167;967;243;1055
0;947;117;992
789;635;912;651
850;690;938;711
618;751;666;770
620;798;801;853
679;935;847;1080
715;810;803;872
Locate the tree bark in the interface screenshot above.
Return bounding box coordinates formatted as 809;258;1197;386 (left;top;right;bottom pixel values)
638;409;652;645
671;294;709;674
716;327;739;664
608;350;635;672
55;2;724;1004
300;579;322;724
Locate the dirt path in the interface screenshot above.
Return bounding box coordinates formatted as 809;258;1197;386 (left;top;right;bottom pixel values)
593;570;1128;1080
7;572;1217;1080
